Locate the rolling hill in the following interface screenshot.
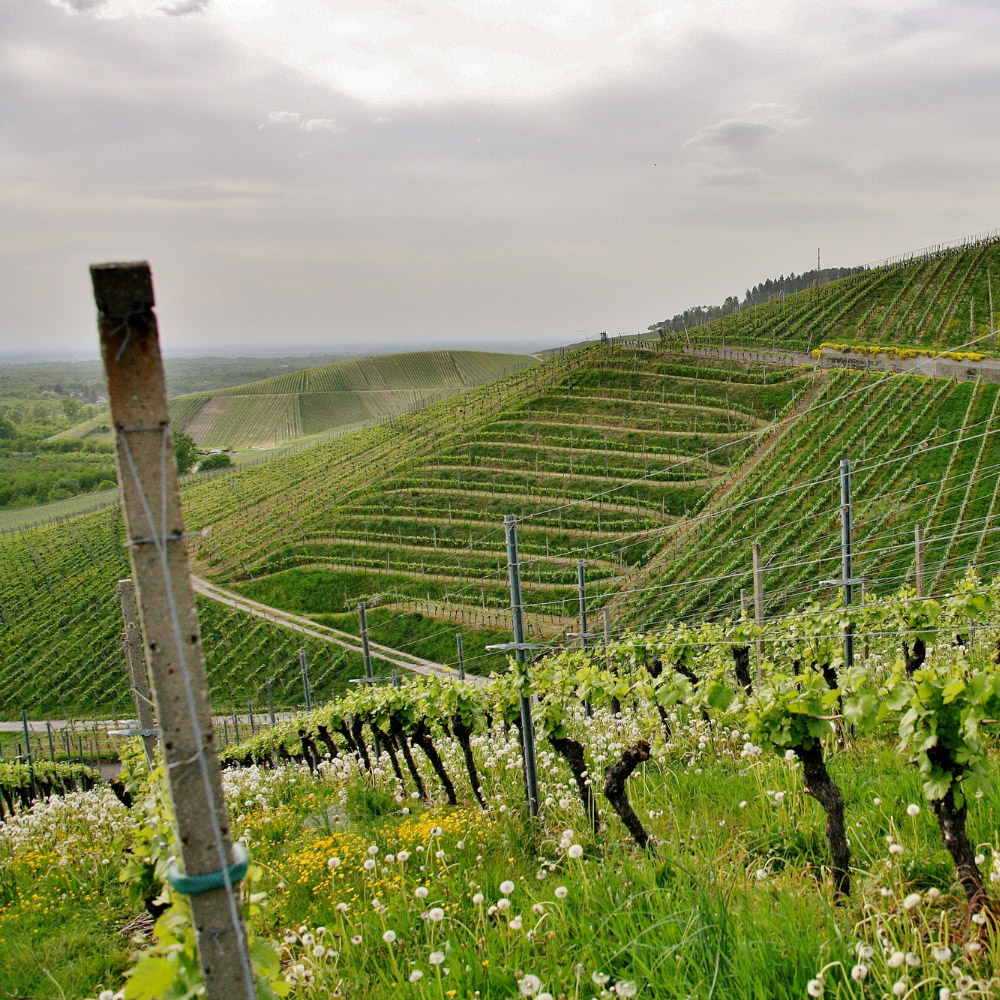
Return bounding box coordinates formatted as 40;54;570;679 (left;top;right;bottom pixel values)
55;350;539;450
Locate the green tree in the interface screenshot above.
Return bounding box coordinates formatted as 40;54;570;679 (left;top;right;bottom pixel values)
60;397;84;422
173;431;197;475
197;452;233;472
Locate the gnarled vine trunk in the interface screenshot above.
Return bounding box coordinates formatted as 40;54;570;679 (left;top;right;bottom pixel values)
903;638;927;676
731;644;753;694
390;715;427;801
316;724;340;759
451;713;487;809
349;716;373;773
794;742;850;900
371;722;404;784
298;729;320;772
410;720;457;806
926;747;986;907
338;720;358;756
549;734;599;834
931;786;986;906
603;739;654;851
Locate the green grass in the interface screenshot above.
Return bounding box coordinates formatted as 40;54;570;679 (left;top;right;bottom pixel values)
6;712;999;999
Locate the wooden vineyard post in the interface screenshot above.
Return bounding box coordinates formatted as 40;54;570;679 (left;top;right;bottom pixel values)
91;262;257;1000
118;578;158;766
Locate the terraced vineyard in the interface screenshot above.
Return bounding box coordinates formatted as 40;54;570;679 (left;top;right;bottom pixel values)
184;349;811;641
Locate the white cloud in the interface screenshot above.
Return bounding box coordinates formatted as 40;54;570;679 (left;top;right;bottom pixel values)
300;117;342;133
50;0;107;12
262;111;342;135
159;0;211;15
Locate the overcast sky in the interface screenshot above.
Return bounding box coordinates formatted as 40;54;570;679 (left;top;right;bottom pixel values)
2;0;999;359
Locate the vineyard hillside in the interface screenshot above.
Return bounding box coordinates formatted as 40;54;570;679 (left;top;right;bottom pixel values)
51;350;537;449
663;232;1000;353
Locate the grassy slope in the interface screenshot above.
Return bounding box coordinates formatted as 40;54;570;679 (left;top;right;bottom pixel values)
7;717;998;999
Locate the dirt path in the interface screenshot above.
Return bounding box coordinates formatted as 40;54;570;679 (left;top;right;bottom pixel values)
192;577;483;682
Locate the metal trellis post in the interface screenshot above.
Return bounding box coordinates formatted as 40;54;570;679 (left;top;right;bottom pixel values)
752;542;764;688
504;514;539;816
577;559;593;716
357;602;374;681
840;459;855;672
299;649;312;711
915;523;925;598
117;578;158;766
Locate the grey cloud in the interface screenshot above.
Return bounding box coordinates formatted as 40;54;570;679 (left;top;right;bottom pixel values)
159;0;211;15
705;166;769;186
5;0;1000;357
682;104;809;156
683;119;779;154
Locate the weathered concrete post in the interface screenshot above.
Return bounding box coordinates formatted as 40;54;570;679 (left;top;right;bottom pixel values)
117;578;158;766
92;261;256;1000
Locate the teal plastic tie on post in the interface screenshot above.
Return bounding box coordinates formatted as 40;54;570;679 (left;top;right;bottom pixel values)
166;843;250;896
